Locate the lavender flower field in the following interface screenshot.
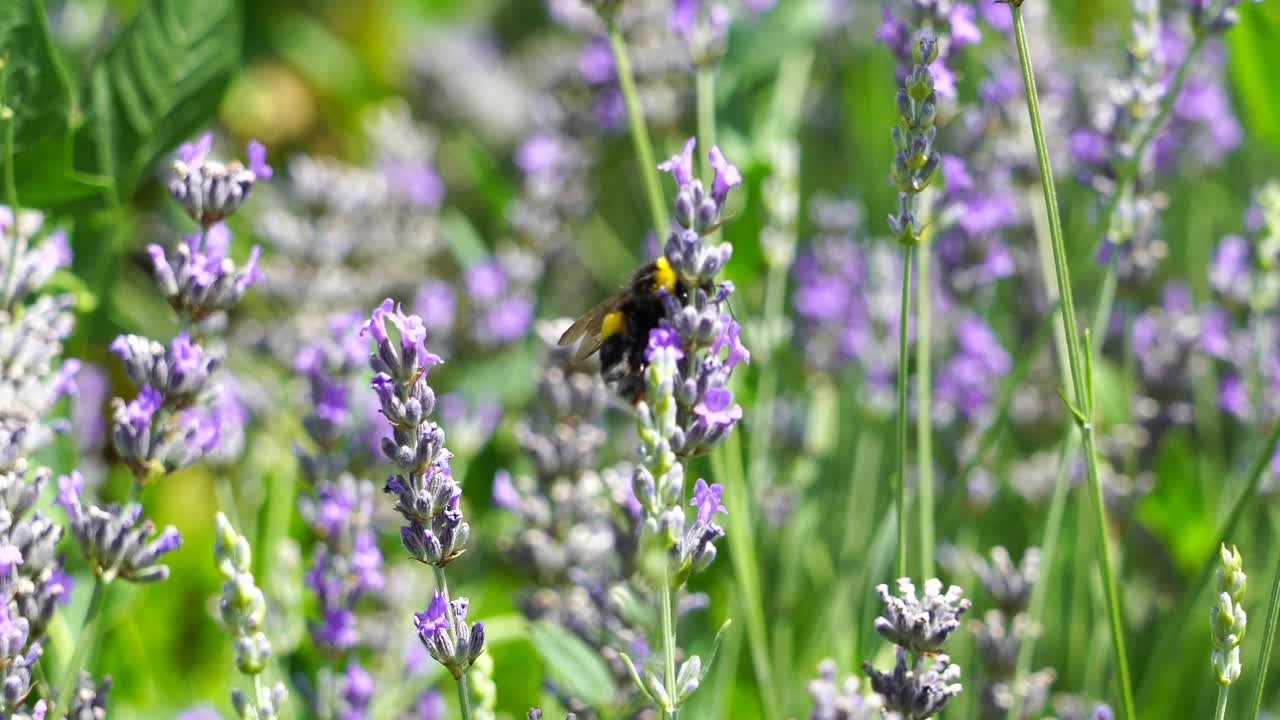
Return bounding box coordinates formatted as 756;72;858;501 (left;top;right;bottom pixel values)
2;0;1280;717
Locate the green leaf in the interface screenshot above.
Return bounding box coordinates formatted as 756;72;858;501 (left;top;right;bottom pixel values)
528;621;617;709
45;269;98;313
0;0;74;152
1137;431;1215;575
1229;4;1280;153
88;0;242;193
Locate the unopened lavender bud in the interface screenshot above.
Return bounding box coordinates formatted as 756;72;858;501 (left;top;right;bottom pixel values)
660;507;685;547
913;36;940;65
645;671;670;708
675;190;696;228
234;632;271;675
896;90;913;124
676;655;702;703
467;621;486;664
1218;544;1246;603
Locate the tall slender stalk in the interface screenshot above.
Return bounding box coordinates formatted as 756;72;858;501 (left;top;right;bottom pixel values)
56;577;109;713
660;564;679;720
606;23;668;238
916;243;934;579
432;567;473;720
1250;545;1280;720
696;67;717;179
712;433;782;719
1214;685;1230;720
1007;6;1135;719
895;245;914;580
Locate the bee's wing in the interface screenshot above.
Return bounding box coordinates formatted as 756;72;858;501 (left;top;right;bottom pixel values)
558;295;625;360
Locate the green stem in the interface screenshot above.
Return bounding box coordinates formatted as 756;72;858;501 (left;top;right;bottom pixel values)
696;66;717;180
56;577;109;714
895;244;914;580
607;24;668;239
251;674;265;716
1089;267;1117;360
916;243;933;579
1215;684;1230;720
1250;545;1280;720
1009;7;1136;720
660;563;678;719
712;433;781;718
432;566;473;720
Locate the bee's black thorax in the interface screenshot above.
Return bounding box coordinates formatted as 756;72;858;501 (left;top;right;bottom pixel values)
600;264;694;402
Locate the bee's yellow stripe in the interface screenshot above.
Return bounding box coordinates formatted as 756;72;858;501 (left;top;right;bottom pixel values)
654;256;677;293
601;311;625;339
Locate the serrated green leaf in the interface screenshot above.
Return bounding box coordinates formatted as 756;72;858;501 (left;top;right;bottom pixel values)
0;0;73;152
88;0;242;193
528;620;617;709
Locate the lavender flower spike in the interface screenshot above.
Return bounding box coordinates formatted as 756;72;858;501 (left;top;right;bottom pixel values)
874;578;972;654
414;590;485;679
1210;544;1246;686
57;471;181;583
863;647;963;720
364;298;483;681
168;134;273;226
214;512;289;719
147;222;262;321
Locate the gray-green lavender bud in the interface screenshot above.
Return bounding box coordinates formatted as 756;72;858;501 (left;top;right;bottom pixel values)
888;36;942;247
214;513;288;717
1211;544;1247;686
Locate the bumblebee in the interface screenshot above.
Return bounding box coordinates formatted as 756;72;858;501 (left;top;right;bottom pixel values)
558;256;695;401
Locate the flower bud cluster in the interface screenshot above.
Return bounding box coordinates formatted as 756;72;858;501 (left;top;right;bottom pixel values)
0;209;79;457
863;577;970;719
414;590;485;680
363;299;485;680
1211;543;1247;686
807;658;883;719
168;133;273;228
1191;0;1260;35
888;37;943;248
494;322;650;712
969;547;1055;719
669;0;730;69
214;513;289;719
56;472;181;584
648;137;748;459
0;208;78;719
115;136;269;485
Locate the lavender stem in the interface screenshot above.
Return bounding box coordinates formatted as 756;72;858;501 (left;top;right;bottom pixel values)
1008;4;1136;718
895;244;913;580
433;566;473;720
55;576;109;714
916;238;934;579
607;23;668;239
